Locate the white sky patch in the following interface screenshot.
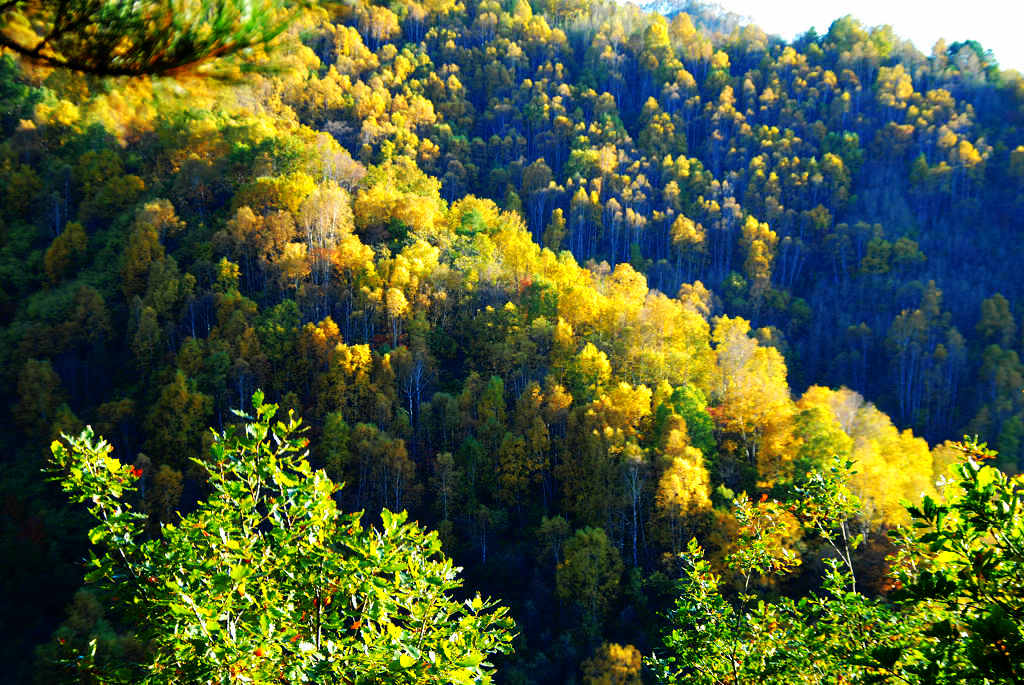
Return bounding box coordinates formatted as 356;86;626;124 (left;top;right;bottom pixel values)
721;0;1024;72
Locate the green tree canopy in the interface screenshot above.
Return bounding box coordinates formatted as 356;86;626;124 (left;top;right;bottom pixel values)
650;445;1024;684
48;390;514;683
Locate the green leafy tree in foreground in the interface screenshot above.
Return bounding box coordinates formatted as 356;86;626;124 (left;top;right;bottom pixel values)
47;390;514;683
891;438;1024;682
650;446;1024;684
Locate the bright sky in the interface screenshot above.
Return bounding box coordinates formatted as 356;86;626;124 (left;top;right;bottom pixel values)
722;0;1024;73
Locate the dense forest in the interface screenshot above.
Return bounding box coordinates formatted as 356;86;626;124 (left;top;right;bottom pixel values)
2;0;1024;681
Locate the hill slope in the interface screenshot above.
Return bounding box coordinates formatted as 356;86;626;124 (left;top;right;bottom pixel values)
1;0;1023;680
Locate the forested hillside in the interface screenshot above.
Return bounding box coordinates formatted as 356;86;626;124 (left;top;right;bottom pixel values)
2;0;1024;681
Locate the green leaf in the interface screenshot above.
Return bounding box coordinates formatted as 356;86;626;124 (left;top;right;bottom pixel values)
399;653;416;668
977;466;997;489
450;668;476;684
